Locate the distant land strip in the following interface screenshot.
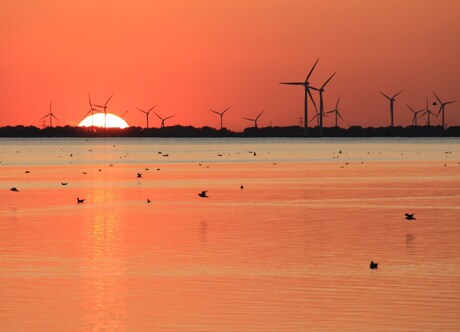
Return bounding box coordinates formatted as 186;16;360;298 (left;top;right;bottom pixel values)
0;125;459;137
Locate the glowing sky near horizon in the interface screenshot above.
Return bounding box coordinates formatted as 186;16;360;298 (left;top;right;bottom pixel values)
1;0;459;130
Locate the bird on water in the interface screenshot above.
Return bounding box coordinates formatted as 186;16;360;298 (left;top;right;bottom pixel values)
370;261;378;269
77;197;85;204
10;187;19;192
405;213;416;220
198;191;209;198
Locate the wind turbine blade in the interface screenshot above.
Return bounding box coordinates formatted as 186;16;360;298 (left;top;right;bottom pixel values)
40;114;49;120
406;104;415;113
321;73;336;89
222;106;231;114
392;90;403;99
242;117;253;121
279;82;304;85
432;91;442;104
309;114;318;123
256;110;265;120
380;91;391;100
92;104;104;108
88;94;92;106
305;58;319;82
154;112;163;120
49;101;52;113
338;112;344;121
307;89;317;111
437;108;442;117
148;105;157;113
105;94;113;106
445;100;457;105
164;115;175;120
137;108;146;114
335;96;341;109
210;109;221;115
52;114;59;120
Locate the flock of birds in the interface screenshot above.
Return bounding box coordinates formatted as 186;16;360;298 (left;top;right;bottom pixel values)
7;146;425;272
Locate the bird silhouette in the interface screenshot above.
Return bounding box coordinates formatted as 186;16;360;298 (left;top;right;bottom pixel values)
198;191;209;198
10;187;19;192
240;185;244;189
405;213;416;220
147;198;151;203
77;197;85;204
61;182;68;186
137;173;142;178
369;261;378;269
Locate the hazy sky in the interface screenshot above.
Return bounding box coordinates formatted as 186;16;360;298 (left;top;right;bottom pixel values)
1;0;459;130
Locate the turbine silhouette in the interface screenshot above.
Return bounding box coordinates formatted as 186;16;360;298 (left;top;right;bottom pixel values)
137;105;157;128
242;110;264;129
40;101;59;127
406;104;423;126
433;91;457;130
420;98;437;126
310;73;336;135
380;90;403;127
324;96;344;127
82;94;100;127
155;112;175;128
210;106;231;130
280;59;319;135
93;94;113;128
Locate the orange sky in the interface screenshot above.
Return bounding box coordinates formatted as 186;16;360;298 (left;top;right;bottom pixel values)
1;0;459;131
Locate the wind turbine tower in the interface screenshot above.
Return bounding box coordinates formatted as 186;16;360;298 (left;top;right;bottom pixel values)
242;110;265;129
310;73;336;135
137;105;157;128
380;90;403;127
280;59;319;135
420;98;437;126
40;101;59;127
155;112;175;128
433;91;457;130
325;96;344;127
93;94;113;128
210;106;231;130
406;104;423;126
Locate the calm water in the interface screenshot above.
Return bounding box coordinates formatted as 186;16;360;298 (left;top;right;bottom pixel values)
1;137;460;331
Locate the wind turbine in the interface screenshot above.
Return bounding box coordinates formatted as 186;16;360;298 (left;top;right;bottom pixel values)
40;101;59;127
433;91;457;129
242;110;264;129
93;94;113;128
310;73;336;134
137;105;157;128
420;98;437;126
325;96;344;127
154;112;175;128
380;90;403;127
210;106;231;130
406;104;423;126
280;59;319;135
82;94;100;127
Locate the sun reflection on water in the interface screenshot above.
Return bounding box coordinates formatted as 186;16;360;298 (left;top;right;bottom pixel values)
82;211;126;331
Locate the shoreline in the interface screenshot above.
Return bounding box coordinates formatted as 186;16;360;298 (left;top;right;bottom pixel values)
0;124;460;137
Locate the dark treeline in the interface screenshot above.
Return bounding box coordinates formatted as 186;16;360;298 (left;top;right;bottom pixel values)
0;125;460;137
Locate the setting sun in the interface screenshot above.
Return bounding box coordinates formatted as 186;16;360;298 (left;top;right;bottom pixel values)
78;113;129;129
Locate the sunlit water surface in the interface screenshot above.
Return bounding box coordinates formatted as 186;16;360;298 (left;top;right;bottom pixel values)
1;137;460;331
